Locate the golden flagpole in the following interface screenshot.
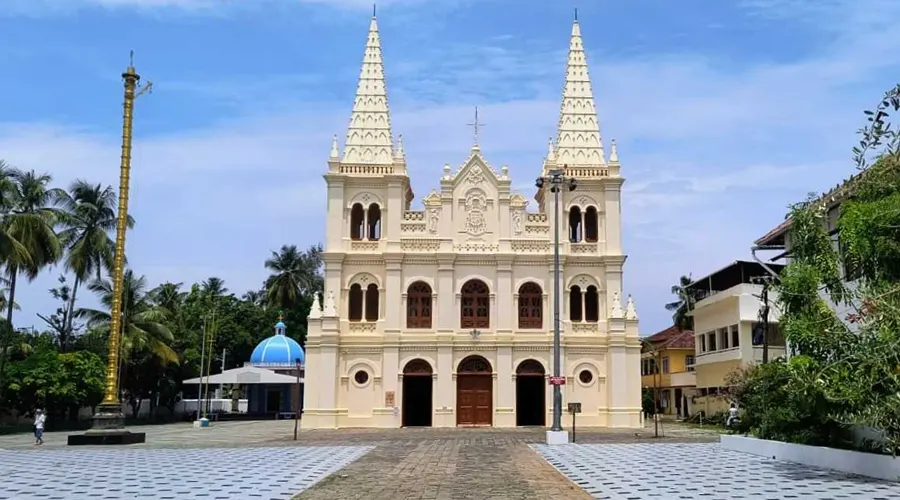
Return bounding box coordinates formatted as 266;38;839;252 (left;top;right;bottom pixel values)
70;52;151;445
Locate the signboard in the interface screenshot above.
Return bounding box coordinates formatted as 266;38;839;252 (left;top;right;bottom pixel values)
384;391;395;407
568;402;582;414
549;376;567;386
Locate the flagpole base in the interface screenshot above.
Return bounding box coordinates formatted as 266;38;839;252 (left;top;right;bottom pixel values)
67;403;146;446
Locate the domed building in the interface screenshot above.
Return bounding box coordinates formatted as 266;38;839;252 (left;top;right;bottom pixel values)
244;318;306;416
184;317;305;419
250;320;306;369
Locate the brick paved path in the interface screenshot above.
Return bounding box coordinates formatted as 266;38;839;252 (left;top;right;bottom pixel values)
289;427;718;500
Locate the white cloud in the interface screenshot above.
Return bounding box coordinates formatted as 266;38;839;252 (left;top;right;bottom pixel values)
3;0;900;334
2;0;439;16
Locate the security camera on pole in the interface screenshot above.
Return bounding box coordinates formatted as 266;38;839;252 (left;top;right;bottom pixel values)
535;167;577;445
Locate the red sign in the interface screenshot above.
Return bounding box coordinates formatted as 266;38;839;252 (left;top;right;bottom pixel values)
549;376;567;386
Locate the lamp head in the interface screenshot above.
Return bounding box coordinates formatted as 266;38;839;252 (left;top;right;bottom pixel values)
535;177;545;189
568;178;578;191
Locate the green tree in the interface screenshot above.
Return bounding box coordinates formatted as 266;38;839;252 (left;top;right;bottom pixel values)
664;275;695;331
55;180;130;347
37;275;83;350
0;168;63;389
264;244;323;311
3;169;64;324
78;269;178;366
737;83;900;454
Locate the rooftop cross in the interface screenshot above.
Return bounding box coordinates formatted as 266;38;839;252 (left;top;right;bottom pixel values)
467;106;485;146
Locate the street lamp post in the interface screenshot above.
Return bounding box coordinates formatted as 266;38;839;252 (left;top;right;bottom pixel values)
535;167;577;441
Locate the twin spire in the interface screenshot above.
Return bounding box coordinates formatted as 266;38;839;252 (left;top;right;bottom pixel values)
334;15;613;170
553;19;607;167
341;15;396;165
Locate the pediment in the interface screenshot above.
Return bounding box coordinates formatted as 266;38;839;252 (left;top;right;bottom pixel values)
446;148;500;189
510;193;528;209
423;190;441;206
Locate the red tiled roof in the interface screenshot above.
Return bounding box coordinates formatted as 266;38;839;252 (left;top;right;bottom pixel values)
642;326;694;350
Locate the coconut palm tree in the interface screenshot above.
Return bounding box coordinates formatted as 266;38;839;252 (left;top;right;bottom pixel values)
3;169;64;324
665;274;696;331
264;244;323;310
55;180;131;344
78;269;178;365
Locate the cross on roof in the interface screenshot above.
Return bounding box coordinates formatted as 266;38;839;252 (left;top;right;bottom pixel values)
467;106;485;146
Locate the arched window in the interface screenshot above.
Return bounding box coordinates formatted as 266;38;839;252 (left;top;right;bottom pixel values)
569;285;583;322
406;281;433;329
460;279;490;329
348;283;363;321
517;282;543;329
585;285;599;323
585;206;599;243
350;203;365;241
568;206;583;242
365;283;379;321
367;203;382;240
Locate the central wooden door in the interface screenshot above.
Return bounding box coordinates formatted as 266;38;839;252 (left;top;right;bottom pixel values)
456;356;493;427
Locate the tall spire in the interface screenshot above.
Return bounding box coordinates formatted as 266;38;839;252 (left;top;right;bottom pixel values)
555;19;605;167
342;14;395;165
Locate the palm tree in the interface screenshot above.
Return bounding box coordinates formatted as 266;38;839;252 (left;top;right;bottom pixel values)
78;269;178;365
55;180;131;343
264;244;323;310
150;282;186;315
665;275;696;331
0;162;29;269
3;169;64;324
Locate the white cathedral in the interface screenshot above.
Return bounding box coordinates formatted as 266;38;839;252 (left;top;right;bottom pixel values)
302;15;642;429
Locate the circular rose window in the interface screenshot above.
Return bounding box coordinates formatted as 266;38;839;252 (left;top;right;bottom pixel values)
354;370;369;385
578;370;594;384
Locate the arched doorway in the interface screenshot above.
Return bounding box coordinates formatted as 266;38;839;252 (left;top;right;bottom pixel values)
515;360;546;426
402;359;433;427
456;355;493;427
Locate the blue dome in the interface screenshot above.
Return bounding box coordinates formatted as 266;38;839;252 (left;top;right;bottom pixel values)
250;320;304;367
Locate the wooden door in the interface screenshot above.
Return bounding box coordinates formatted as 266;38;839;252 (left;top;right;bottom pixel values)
457;375;492;426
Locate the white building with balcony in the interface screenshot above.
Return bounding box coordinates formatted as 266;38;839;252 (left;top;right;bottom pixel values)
685;260;785;415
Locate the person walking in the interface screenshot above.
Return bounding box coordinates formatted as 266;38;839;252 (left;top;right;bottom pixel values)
33;409;46;445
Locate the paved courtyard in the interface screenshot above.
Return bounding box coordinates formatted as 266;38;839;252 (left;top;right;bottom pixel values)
535;442;900;500
0;421;897;499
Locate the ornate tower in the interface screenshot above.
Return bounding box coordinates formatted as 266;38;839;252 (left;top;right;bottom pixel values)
323;14;413;257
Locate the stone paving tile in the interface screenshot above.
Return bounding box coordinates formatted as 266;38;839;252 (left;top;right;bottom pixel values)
294;434;592;500
0;445;371;500
533;442;900;500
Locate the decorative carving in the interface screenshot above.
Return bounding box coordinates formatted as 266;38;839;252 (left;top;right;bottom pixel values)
349;322;377;333
572;323;598;334
323;290;337;317
625;294;639;320
577;276;589;286
512;209;523;235
428;208;440;233
609;291;624;319
464;191;488;236
309;293;322;319
401;238;441;252
458;355;491;373
466;165;485;185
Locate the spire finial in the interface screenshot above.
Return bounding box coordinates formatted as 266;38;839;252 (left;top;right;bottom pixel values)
574;7;578;21
129;50;134;67
467;106;485;146
373;3;376;17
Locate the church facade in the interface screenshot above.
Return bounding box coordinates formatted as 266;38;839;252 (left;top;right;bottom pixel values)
302;15;642;429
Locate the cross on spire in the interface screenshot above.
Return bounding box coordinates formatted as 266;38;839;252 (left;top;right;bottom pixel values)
467;106;485;146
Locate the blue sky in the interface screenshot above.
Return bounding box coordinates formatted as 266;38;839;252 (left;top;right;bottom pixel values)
1;0;898;335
